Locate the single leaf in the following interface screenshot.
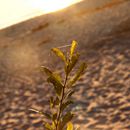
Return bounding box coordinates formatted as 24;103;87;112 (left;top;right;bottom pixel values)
30;109;52;120
69;53;79;72
64;90;75;100
53;72;62;82
50;97;59;108
57;121;63;130
40;66;52;76
67;90;75;98
62;112;74;128
67;122;73;130
43;112;52;120
64;62;69;75
70;40;78;58
66;53;79;75
50;97;54;108
67;62;87;88
47;74;63;96
61;100;74;111
52;113;57;121
45;123;52;130
54;97;60;106
47;72;63;96
52;122;56;130
52;48;66;62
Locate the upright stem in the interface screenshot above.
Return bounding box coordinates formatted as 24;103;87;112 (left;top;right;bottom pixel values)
55;74;68;130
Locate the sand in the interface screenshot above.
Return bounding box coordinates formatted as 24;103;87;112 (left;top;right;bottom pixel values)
0;0;130;129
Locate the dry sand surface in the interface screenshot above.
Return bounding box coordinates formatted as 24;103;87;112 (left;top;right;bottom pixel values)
0;0;130;130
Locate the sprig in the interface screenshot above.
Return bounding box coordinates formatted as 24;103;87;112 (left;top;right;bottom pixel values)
30;41;87;130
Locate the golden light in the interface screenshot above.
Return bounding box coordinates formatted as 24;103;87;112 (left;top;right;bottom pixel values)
28;0;82;13
0;0;82;29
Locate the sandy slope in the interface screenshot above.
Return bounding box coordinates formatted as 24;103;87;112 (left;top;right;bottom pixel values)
0;0;130;129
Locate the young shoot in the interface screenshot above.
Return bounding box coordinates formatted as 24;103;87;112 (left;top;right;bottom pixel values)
30;41;87;130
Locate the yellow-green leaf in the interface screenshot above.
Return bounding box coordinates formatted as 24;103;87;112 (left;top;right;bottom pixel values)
45;123;52;130
40;66;52;76
61;100;73;111
47;74;63;96
62;112;74;127
70;40;78;58
50;97;54;108
67;62;87;88
66;53;79;75
53;72;62;82
67;122;73;130
52;48;66;62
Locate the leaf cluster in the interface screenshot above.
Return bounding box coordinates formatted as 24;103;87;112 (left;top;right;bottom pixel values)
30;41;87;130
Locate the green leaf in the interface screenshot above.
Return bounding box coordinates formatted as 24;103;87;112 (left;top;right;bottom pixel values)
46;72;63;96
52;122;56;130
52;48;66;63
45;123;53;130
67;62;87;88
50;97;59;108
62;112;74;128
53;72;62;82
47;74;63;96
64;90;75;100
43;112;52;120
65;53;79;75
61;100;74;111
67;90;75;98
50;97;54;108
67;122;73;130
40;66;52;76
70;40;78;59
52;113;57;121
54;97;60;106
30;109;52;120
57;121;63;130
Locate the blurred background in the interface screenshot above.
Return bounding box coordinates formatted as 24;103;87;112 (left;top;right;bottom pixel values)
0;0;130;130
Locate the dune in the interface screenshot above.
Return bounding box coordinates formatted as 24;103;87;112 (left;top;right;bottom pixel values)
0;0;130;129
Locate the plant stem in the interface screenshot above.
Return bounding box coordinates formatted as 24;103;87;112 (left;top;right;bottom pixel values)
55;74;68;130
